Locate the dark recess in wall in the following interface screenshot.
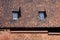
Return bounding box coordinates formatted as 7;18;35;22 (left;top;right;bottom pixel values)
0;27;60;33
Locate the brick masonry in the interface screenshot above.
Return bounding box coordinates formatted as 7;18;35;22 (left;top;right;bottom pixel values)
0;31;60;40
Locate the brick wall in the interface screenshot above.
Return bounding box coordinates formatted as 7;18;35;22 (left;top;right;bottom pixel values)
0;31;60;40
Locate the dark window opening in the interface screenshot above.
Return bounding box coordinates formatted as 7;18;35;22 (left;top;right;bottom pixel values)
12;8;21;20
38;11;47;20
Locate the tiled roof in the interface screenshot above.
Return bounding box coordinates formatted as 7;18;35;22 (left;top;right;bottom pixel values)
0;0;60;27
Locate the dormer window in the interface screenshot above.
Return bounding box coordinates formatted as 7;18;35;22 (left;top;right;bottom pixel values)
12;8;21;21
38;11;47;20
12;11;18;20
